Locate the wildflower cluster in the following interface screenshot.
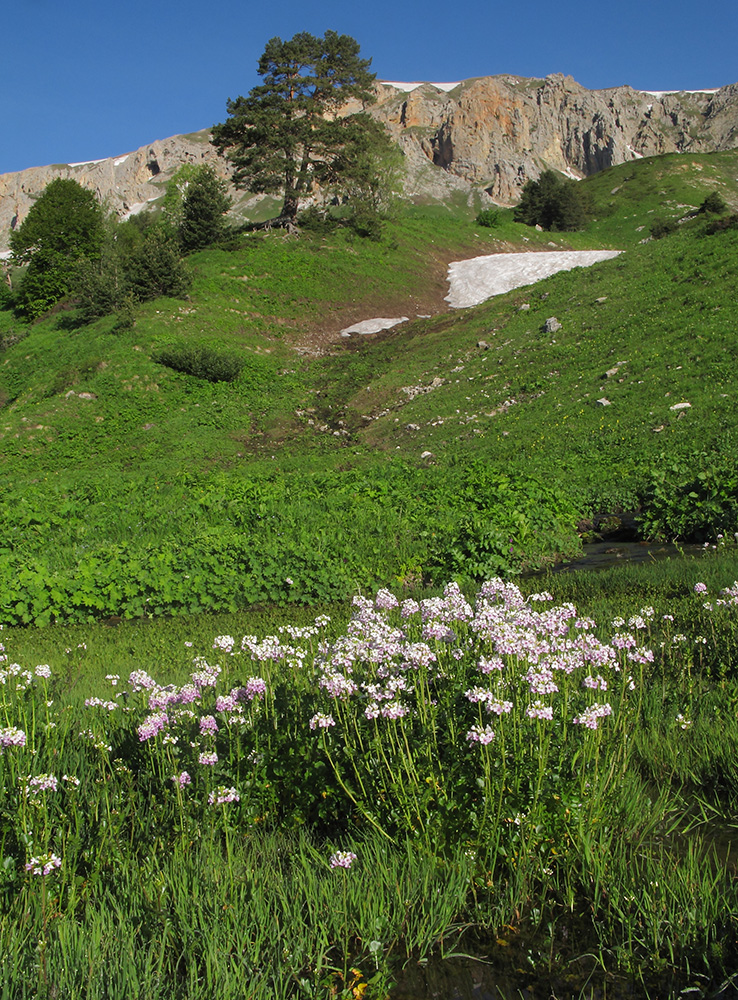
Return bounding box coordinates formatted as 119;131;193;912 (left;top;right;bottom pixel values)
307;581;633;748
0;661;52;691
25;852;62;876
208;786;240;806
24;773;58;798
0;727;26;749
329;850;358;869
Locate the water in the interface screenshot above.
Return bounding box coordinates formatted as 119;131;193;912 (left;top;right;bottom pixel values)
552;540;705;574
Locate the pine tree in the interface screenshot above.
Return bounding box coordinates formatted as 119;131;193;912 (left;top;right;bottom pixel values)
211;31;378;224
178;166;232;252
513;170;591;232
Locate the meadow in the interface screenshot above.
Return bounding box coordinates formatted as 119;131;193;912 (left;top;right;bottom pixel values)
2;548;738;999
1;149;738;997
1;153;737;627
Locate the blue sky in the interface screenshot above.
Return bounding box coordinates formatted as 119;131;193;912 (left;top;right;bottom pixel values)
3;0;736;175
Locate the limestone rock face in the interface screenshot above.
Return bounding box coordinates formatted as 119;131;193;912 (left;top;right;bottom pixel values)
0;131;224;253
370;75;738;203
1;73;737;252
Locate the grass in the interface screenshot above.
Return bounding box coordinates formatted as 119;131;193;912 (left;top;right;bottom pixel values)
1;148;738;995
1;551;738;998
2;155;738;624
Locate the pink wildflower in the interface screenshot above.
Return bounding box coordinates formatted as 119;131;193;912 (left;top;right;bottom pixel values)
329;850;357;869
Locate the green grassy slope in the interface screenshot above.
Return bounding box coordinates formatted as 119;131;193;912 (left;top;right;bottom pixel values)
1;151;737;624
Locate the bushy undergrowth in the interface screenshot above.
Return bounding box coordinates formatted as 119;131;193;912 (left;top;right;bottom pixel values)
0;463;582;627
1;570;737;998
152;343;246;383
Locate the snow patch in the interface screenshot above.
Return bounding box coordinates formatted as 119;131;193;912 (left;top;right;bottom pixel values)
340;317;409;336
381;80;461;93
67;158;108;167
639;88;719;98
113;155;130;167
446;250;622;309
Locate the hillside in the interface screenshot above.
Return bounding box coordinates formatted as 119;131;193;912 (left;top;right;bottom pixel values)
1;150;737;625
2;74;737;253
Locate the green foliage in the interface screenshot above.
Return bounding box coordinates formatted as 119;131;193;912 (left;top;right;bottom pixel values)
152;343;245;383
327;115;404;238
639;454;738;541
9;178;103;266
699;190;728;214
650;216;678;239
10;248;72;320
161;163;201;229
212;30;378;222
513;169;591;231
428;468;579;580
296;206;340;234
178;166;232;252
475;208;500;228
9;178;104;318
77;216;191;320
126;226;191;302
0;274;13;311
706;212;738;234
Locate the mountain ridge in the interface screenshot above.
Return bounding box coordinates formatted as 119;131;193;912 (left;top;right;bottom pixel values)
1;72;737;253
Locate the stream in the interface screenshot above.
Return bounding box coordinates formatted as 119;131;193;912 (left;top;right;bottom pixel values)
552;539;707;574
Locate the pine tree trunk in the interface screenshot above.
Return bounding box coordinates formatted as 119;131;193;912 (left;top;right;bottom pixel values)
281;192;299;222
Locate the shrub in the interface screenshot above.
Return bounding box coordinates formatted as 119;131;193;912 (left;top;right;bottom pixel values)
513;170;591;231
152;343;245;383
649;217;678;240
699;191;728;215
705;213;738;235
125;227;191;302
344;204;384;241
475;208;500;228
297;207;340;234
178;166;232;252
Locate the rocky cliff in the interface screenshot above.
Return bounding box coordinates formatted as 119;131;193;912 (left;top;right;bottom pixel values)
0;131;225;254
2;73;737;251
373;74;738;203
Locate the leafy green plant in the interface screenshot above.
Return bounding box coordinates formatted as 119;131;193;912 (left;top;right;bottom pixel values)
639;454;738;541
649;216;678;239
152;344;245;383
475;208;500;228
699;190;728;215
